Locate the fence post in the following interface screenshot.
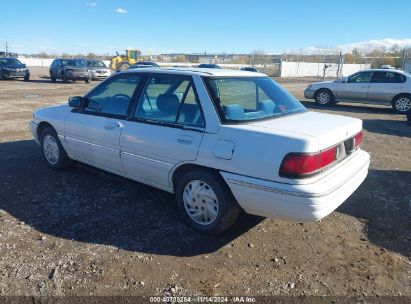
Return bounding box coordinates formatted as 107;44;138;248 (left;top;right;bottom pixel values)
402;49;408;70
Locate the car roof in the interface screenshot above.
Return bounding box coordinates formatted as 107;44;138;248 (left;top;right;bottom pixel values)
361;68;407;74
118;67;266;77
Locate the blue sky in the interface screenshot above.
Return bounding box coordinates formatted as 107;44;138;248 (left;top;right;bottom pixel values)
1;0;411;55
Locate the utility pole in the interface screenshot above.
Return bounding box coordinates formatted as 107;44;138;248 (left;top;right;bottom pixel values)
5;42;9;56
402;48;408;70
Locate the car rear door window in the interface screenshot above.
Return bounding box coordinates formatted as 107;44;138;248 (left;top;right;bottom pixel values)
84;75;141;117
134;75;204;127
371;71;406;83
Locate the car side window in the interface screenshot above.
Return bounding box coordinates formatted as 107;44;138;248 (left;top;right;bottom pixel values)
84;75;141;117
387;72;406;83
135;75;204;127
347;72;373;83
371;72;387;83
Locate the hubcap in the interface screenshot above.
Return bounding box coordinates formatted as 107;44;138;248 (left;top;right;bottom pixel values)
395;97;411;112
183;180;219;225
43;134;59;165
317;91;330;104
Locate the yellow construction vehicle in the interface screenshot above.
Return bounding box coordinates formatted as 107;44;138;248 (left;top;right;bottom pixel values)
110;49;140;71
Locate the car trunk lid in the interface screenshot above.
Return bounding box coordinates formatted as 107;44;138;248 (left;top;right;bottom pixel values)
248;111;362;151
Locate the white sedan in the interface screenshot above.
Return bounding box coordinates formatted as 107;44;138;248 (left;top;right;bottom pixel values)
30;68;370;234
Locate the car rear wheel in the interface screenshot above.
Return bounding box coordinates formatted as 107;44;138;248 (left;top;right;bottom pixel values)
24;74;30;81
315;89;334;106
175;169;240;235
41;126;72;170
392;95;411;113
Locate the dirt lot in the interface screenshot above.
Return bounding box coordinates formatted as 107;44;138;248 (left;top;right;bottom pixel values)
0;67;410;299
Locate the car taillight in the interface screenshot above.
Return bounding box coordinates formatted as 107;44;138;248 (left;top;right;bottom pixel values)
279;146;338;178
354;131;363;148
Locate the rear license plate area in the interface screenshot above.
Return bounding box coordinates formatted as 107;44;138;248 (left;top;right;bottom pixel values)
344;138;355;154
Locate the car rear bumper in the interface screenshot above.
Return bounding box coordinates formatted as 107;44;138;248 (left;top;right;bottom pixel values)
220;150;370;221
304;88;315;99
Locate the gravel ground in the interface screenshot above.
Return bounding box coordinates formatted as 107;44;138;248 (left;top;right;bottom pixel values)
0;67;410;299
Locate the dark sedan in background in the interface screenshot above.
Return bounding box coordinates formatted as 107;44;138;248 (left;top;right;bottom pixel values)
128;61;160;69
0;58;30;81
49;58;91;83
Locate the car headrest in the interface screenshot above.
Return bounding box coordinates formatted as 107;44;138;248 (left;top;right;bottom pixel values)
224;104;246;120
156;93;180;114
257;100;276;114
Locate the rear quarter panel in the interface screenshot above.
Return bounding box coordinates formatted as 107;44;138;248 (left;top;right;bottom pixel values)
196;125;318;184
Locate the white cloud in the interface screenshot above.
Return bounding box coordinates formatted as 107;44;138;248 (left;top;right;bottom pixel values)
86;2;97;7
336;38;411;53
115;7;127;14
297;38;411;55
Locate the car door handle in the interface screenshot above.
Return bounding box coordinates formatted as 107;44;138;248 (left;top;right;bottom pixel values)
177;135;193;144
361;86;370;89
104;121;120;130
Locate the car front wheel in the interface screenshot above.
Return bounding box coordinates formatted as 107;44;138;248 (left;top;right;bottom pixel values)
392;95;411;113
315;89;334;106
176;170;240;235
41;126;72;170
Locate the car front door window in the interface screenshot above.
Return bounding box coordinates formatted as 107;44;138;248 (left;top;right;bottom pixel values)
85;75;141;117
347;72;373;83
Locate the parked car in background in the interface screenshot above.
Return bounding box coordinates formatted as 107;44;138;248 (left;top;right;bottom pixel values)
240;66;258;72
0;57;30;81
304;69;411;113
30;68;369;234
380;65;395;69
198;63;221;69
86;59;112;80
49;58;91;83
128;61;160;69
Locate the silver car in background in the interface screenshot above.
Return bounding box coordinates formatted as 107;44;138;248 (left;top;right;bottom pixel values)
86;59;112;80
304;69;411;113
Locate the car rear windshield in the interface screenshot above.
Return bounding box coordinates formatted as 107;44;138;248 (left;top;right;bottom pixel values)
204;77;306;122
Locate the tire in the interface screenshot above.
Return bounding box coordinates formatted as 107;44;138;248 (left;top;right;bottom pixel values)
61;72;68;83
175;169;240;235
391;94;411;113
40;126;72;170
24;74;30;81
85;78;90;83
314;89;335;106
50;73;56;82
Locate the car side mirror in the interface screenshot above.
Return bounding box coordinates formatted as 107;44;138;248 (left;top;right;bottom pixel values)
68;96;83;108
